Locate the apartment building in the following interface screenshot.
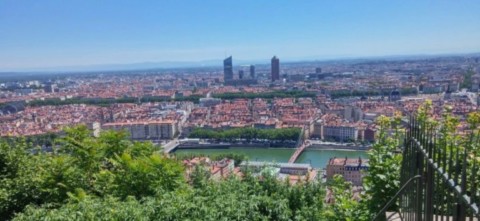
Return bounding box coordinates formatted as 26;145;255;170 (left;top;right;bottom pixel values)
326;157;368;186
323;125;358;142
102;120;176;139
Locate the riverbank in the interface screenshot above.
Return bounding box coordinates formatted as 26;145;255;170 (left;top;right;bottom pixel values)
173;148;368;169
308;144;370;151
176;141;295;150
176;142;369;151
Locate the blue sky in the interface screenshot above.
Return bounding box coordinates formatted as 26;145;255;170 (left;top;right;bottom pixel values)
1;0;480;71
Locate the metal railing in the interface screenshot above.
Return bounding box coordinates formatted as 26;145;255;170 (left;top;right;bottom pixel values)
372;175;422;221
376;116;480;221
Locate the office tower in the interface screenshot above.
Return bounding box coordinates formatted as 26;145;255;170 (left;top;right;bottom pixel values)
315;67;322;74
44;83;57;93
250;65;255;79
239;70;244;79
271;56;280;82
223;56;233;81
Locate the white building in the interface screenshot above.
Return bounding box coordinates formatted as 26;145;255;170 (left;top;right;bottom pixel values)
102;121;176;140
322;125;358;142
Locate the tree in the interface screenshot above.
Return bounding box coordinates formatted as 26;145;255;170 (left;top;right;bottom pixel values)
0;125;185;219
188;127;301;142
323;175;370;221
363;114;403;220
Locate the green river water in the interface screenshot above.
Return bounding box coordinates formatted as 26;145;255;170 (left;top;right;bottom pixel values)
173;148;369;169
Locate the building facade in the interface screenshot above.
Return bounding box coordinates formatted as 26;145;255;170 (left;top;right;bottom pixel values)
323;125;358;142
224;56;233;81
326;157;368;186
102;121;176;140
250;65;255;79
271;56;280;82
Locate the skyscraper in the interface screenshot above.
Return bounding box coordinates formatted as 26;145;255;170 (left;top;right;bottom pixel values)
239;70;244;79
224;56;233;81
250;65;255;79
271;56;280;82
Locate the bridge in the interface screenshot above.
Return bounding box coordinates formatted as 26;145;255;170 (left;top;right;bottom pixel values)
288;125;309;163
162;138;179;153
288;141;308;163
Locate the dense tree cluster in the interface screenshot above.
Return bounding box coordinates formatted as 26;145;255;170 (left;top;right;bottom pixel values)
27;95;203;107
2;132;58;148
14;174;328;220
323;175;370;221
188;127;302;142
329;88;417;99
28;97;137;107
0;127;184;220
212;90;317;100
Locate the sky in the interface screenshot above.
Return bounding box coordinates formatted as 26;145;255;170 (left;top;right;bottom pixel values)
1;0;480;71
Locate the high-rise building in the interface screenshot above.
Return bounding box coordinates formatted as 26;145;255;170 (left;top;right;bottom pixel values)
44;83;57;93
250;65;255;79
238;70;244;79
315;67;322;74
271;56;280;82
223;56;233;81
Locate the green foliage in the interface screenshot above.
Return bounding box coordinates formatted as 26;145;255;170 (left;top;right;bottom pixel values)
212;90;316;100
363;114;403;219
322;175;370;221
329;88;417;99
416;104;480;217
109;152;185;199
466;111;480;154
1;132;58;149
13;171;327;221
188;127;302;142
27;95;203;107
0;125;184;219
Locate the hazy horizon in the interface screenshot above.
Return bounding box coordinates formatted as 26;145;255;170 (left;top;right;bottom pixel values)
2;51;479;73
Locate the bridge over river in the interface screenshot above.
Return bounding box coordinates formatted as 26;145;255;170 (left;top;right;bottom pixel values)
163;139;179;153
288;141;309;163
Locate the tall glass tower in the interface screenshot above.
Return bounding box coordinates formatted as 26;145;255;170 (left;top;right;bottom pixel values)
250;65;255;79
223;56;233;81
271;56;280;82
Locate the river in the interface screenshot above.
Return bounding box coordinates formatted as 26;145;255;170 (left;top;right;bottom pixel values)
173;147;369;169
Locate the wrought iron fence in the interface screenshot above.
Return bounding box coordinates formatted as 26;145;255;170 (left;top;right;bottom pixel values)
394;116;480;221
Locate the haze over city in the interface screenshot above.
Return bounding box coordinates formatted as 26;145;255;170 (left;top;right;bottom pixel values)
1;0;480;71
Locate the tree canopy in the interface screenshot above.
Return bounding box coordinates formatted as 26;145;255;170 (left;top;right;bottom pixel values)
188;127;301;142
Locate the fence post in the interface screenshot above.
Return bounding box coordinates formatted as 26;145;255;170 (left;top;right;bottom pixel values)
455;202;466;221
425;163;434;220
415;148;424;221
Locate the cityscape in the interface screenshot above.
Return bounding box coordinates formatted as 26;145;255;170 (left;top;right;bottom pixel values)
1;1;480;220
